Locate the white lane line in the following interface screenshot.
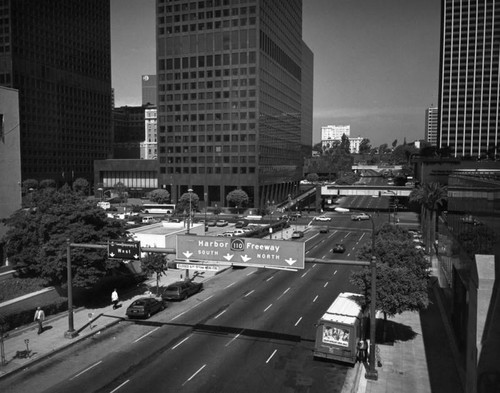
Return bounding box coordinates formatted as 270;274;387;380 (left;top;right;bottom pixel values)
133;327;160;343
183;364;206;385
225;332;241;347
295;317;302;326
264;304;272;312
324;282;329;288
214;310;226;319
301;270;310;278
69;360;103;380
247;270;256;276
312;263;317;268
172;336;190;349
266;276;274;282
333;270;337;275
244;289;255;297
266;349;277;363
277;287;290;300
172;295;214;320
359;233;366;241
313;295;319;303
225;282;236;289
109;380;130;393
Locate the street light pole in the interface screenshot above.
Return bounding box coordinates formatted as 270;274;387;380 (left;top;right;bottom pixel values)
366;215;378;380
187;188;193;234
64;239;78;338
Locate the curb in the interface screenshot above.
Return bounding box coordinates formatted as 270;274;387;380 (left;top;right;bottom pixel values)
341;361;363;393
0;315;122;381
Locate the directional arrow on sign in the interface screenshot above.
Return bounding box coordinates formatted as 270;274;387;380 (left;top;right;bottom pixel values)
133;254;139;260
241;255;251;263
223;253;234;261
285;258;297;266
109;253;115;258
183;251;193;259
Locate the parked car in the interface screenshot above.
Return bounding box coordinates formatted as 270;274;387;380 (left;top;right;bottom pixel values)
235;220;249;228
333;243;346;253
315;216;331;222
291;231;304;239
319;226;329;233
126;297;165;319
461;215;481;225
162;281;203;301
351;213;370;221
216;219;229;227
206;220;217;227
232;229;246;236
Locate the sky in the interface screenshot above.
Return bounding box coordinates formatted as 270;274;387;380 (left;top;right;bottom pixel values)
111;0;441;148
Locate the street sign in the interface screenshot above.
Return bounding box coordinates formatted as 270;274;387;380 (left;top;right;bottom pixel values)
108;241;141;260
177;263;219;271
176;235;305;270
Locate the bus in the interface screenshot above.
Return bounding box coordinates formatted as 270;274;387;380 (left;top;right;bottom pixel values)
141;203;176;214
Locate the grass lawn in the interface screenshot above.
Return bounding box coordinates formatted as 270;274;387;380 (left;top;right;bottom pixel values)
0;277;48;303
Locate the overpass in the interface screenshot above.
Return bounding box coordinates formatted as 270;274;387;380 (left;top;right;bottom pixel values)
321;184;413;197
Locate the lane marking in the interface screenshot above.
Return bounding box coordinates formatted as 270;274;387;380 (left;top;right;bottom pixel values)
324;282;329;288
171;295;214;320
69;360;103;380
301;270;310;278
214;310;226;319
225;332;241;347
109;380;130;393
244;289;255;297
225;282;236;289
333;270;337;275
277;287;290;300
246;270;256;276
266;276;274;282
133;327;160;343
295;317;302;326
313;295;319;303
172;336;190;349
184;364;207;385
264;304;272;312
266;349;277;363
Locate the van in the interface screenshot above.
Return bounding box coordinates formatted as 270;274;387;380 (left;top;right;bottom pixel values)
142;216;156;224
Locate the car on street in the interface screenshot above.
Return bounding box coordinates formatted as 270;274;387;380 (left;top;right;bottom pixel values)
126;297;165;319
319;226;329;233
235;220;249;228
162;280;203;301
291;230;304;239
216;219;228;227
351;213;370;221
332;243;346;253
206;220;217;227
314;216;331;222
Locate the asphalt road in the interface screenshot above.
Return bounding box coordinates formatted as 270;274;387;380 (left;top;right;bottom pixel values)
3;213;377;393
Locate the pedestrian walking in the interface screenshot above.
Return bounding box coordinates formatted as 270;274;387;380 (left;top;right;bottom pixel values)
111;289;119;309
357;339;367;362
34;307;45;335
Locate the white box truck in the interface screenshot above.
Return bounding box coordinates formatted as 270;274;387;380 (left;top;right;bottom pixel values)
313;292;363;364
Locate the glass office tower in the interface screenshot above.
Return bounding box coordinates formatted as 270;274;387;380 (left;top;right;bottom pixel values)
156;0;312;207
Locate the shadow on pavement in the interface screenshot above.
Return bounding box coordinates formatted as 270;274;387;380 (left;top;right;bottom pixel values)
375;319;418;345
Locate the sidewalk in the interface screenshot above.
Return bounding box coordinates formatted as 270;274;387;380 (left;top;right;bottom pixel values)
0;269;208;380
353;280;464;393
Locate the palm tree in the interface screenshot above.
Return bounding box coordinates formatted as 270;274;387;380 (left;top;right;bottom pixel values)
409;182;447;253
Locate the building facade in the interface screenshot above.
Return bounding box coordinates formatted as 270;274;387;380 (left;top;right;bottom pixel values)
438;0;500;158
140;108;158;159
113;105;154;159
425;105;438;146
156;0;312;207
321;125;350;141
0;0;113;183
142;74;157;106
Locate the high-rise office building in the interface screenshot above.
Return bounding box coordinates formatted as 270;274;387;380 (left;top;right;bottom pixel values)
425;105;438;147
0;0;113;183
438;0;499;158
142;75;157;106
156;0;313;207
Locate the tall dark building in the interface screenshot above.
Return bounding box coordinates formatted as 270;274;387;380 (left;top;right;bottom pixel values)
156;0;313;207
438;0;500;158
142;74;158;106
0;0;113;183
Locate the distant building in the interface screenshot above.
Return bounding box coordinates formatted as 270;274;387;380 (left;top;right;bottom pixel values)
321;125;350;141
439;1;499;157
140;108;157;159
142;75;157;106
425;106;438;147
0;0;113;183
113;105;154;159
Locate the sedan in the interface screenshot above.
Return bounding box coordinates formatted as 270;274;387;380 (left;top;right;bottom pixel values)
351;213;370;221
315;216;332;222
162;280;203;301
333;243;346;253
319;226;329;233
291;231;304;239
216;219;229;227
126;297;165;319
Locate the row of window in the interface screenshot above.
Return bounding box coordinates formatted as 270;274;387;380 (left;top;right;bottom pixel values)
160;166;256;175
159;122;256;133
159;51;256;71
158;0;255;11
162;66;255;81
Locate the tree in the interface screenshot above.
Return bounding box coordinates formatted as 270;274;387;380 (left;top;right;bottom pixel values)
73;178;89;195
350;224;430;340
40;179;57;189
2;187;128;288
306;173;319;183
226;189;249;213
340;133;351;154
409;182;447;253
359;138;371;154
141;253;168;295
392;139;398;149
113;182;128;204
149;189;171;204
176;191;200;215
22;179;39;194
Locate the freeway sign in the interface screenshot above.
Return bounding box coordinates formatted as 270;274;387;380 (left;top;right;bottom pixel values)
108;241;141;260
176;235;305;270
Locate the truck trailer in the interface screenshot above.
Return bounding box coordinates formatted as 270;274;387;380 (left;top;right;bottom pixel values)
313;292;363;364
